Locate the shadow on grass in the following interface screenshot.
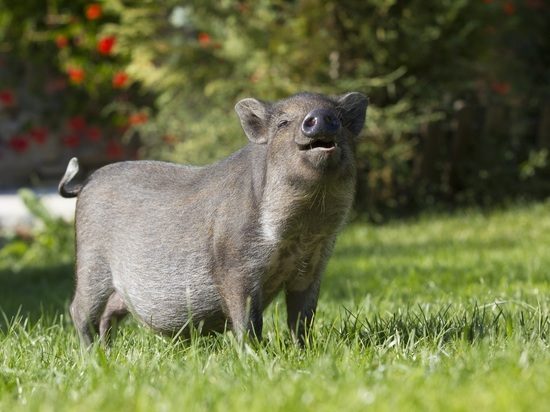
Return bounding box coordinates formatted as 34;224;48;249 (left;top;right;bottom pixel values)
0;263;74;326
0;234;529;331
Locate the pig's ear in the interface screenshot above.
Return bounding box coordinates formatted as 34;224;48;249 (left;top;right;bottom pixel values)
235;98;270;144
337;92;369;136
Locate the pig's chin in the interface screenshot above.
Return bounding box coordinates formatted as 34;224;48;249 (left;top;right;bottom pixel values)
300;145;342;170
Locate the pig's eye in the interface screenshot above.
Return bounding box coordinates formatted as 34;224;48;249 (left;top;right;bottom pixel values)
277;120;290;129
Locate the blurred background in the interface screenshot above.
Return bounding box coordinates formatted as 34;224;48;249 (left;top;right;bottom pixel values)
0;0;549;224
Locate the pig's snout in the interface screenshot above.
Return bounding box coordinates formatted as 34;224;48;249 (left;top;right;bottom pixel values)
301;108;341;139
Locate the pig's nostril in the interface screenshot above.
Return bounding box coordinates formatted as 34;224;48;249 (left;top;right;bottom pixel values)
304;117;317;128
301;108;340;137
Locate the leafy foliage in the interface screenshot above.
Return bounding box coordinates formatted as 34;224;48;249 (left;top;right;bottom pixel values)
0;1;152;165
108;0;550;216
0;189;73;271
1;1;548;217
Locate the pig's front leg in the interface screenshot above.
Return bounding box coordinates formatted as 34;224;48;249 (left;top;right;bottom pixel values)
221;274;263;341
285;276;321;345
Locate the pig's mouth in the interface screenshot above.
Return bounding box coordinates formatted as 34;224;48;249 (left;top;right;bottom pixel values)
297;139;337;152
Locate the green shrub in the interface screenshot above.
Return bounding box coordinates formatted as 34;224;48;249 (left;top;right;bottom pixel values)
1;1;547;218
0;189;73;271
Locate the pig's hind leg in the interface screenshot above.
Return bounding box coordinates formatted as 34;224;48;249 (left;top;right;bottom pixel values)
70;260;114;347
99;291;129;345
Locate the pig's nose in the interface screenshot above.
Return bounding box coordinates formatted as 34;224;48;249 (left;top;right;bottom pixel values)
301;108;341;138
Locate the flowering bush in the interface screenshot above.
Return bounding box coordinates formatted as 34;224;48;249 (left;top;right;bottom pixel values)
0;1;153;184
0;0;548;215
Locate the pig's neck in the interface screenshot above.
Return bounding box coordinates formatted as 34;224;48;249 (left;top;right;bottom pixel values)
258;167;354;244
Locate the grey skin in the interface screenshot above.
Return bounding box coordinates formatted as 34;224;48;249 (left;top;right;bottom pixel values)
59;92;368;346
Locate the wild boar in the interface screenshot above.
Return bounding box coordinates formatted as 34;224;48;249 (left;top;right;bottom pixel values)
59;92;368;346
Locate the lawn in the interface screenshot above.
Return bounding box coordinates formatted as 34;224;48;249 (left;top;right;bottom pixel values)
1;202;549;411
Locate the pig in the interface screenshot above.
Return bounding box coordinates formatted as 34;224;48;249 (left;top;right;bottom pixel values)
58;92;368;346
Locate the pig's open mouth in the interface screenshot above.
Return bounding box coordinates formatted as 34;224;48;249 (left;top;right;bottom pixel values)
298;139;337;151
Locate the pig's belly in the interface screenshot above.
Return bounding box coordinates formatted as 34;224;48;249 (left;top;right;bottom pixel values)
112;271;227;335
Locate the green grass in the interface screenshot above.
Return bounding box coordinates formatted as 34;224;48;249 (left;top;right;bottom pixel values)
1;202;550;411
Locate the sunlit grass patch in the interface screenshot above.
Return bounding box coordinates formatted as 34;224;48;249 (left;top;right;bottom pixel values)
1;202;550;411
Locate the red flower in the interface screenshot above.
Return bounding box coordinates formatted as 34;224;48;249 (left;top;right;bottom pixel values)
106;141;124;159
503;1;516;14
30;127;48;144
67;67;85;84
97;36;116;55
86;126;102;141
55;35;69;49
68;116;86;131
62;134;80;148
112;71;129;88
128;112;148;125
9;135;29;153
198;32;211;47
0;89;15;106
86;3;102;20
491;81;511;95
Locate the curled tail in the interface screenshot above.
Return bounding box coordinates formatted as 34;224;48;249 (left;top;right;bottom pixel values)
58;157;82;198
